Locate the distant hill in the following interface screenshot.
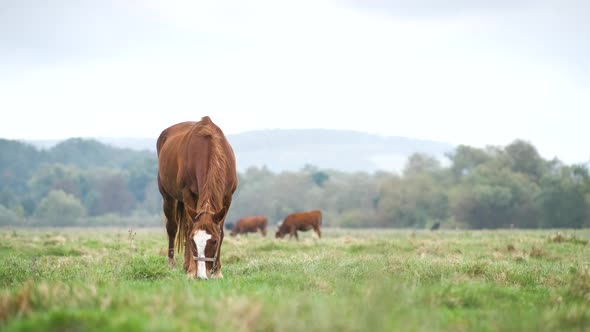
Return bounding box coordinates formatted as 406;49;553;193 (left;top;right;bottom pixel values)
26;129;454;173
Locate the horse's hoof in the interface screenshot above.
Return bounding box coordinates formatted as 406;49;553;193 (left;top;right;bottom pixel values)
211;271;224;279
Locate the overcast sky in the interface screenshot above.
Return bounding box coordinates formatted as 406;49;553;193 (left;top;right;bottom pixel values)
0;0;588;163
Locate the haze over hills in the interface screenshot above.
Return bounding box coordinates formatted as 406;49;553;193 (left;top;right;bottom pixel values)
25;129;455;173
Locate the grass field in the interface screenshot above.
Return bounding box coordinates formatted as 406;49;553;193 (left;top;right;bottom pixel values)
0;228;589;332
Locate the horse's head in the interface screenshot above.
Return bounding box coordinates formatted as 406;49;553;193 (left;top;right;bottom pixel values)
275;229;285;239
189;213;222;280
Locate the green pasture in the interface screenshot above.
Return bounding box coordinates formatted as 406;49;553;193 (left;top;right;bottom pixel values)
0;228;588;331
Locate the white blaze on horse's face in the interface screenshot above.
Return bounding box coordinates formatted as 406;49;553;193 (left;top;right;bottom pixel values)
193;230;212;280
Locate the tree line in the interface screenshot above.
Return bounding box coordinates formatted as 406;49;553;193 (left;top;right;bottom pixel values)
0;138;588;229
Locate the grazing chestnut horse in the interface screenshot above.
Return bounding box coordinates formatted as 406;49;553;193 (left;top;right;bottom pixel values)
230;216;268;237
276;210;322;240
157;116;237;280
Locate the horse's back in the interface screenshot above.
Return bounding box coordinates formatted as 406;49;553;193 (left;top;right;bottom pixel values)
156;121;195;155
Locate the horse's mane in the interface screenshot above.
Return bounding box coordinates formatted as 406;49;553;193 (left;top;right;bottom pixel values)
192;116;229;217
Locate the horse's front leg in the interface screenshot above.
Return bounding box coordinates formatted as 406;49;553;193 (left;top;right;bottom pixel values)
208;224;224;279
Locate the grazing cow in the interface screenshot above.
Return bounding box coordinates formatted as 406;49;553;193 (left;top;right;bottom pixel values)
157;116;238;280
230;216;268;236
430;222;440;231
276;210;322;240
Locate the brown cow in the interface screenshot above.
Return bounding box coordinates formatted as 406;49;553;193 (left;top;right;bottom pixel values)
157;116;238;280
230;216;268;236
275;210;322;240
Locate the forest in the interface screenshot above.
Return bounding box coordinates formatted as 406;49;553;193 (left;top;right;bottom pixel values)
0;138;588;229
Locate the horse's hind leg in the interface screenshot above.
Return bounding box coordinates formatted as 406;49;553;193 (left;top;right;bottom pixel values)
163;198;177;267
211;194;233;279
